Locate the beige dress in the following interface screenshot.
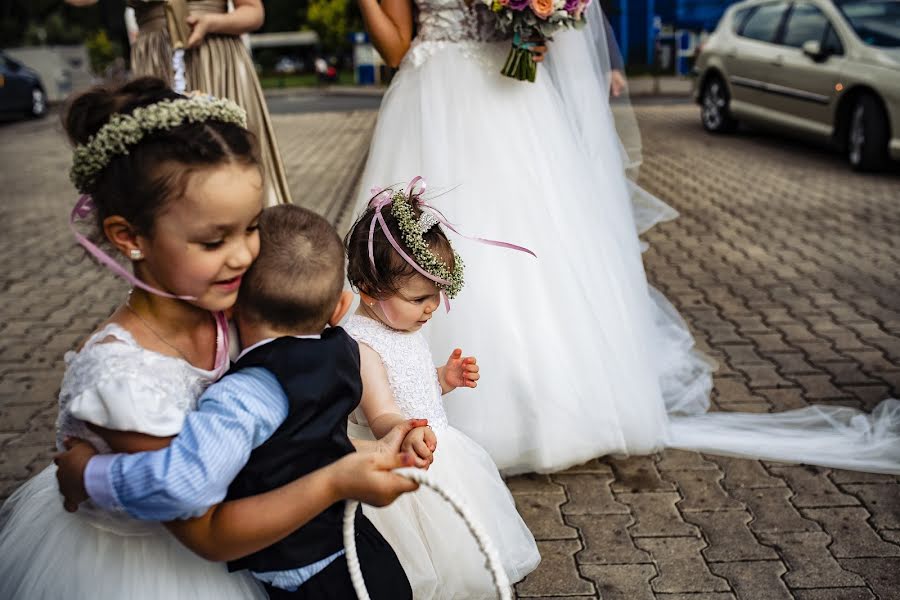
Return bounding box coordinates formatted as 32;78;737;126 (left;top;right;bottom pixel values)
128;0;291;206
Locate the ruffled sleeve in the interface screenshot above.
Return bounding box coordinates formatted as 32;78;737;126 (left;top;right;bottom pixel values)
64;334;193;437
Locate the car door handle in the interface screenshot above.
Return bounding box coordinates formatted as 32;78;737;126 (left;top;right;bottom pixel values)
726;50;738;58
770;56;784;66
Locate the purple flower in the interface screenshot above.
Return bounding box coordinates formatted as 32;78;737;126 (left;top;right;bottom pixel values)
508;0;531;10
564;0;579;11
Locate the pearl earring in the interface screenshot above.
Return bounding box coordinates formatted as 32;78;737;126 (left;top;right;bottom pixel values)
129;249;143;260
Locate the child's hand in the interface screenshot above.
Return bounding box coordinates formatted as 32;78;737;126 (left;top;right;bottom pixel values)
53;437;98;512
331;452;420;507
376;418;428;456
439;348;479;393
401;426;437;469
186;13;216;47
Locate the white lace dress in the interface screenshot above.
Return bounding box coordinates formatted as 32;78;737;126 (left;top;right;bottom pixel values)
0;323;266;600
344;315;540;599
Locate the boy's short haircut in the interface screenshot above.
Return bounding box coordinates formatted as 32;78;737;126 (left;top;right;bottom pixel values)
239;205;345;332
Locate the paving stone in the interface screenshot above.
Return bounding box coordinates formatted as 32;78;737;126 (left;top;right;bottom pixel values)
654;595;735;600
655;449;719;471
790;375;849;400
706;456;786;490
791;590;875;600
568;514;651;565
506;473;565;495
757;387;810;411
579;564;656;600
882;529;900;544
711;377;767;404
802;507;900;558
608;456;676;493
757;531;866;587
791;341;848;363
708;561;793;600
515;540;595;597
838;558;900;600
663;469;745;512
617;492;700;537
841;484;900;530
768;465;860;508
515;493;579;540
557;458;615;475
553;473;629;515
634;537;730;594
731;487;820;533
683;510;779;561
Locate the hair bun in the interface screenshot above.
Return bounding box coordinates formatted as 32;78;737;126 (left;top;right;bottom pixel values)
64;77;179;145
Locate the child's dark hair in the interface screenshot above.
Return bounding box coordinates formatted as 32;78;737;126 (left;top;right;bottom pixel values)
345;194;455;299
64;77;259;240
239;205;345;333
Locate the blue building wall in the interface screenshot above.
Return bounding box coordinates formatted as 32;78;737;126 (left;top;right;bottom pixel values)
602;0;739;66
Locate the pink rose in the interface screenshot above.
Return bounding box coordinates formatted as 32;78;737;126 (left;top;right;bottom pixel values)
531;0;554;19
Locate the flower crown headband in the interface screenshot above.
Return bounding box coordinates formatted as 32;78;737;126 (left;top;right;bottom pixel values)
367;176;536;310
69;94;247;194
69;94;248;300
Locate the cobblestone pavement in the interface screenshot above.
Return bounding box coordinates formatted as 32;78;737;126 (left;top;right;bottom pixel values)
1;104;898;599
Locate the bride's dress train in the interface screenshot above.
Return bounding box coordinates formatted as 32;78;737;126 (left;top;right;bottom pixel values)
354;0;900;475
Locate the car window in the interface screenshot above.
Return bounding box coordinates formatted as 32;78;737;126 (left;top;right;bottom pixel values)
732;7;754;32
835;0;900;47
783;3;830;47
823;24;845;54
740;2;790;42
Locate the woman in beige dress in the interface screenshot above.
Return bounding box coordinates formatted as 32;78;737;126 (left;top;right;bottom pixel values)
67;0;292;205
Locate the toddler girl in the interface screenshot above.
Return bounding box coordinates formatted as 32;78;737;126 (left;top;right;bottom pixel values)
343;180;542;599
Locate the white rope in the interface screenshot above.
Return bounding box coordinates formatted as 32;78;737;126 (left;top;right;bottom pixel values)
343;467;512;600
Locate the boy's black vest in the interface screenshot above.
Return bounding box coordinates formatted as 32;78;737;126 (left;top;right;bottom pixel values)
225;327;362;573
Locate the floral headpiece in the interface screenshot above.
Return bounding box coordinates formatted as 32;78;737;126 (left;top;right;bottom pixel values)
69;95;247;194
368;177;536;310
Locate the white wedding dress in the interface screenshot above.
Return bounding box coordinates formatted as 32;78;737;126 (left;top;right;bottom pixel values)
354;0;900;475
344;315;540;599
0;324;267;600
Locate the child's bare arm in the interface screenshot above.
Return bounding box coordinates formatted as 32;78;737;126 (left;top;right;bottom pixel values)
358;343;435;467
164;451;418;562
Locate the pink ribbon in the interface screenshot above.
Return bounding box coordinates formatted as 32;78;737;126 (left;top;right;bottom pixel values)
70;195;196;300
366;176;536;311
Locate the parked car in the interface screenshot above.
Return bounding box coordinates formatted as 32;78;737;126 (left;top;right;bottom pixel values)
693;0;900;171
0;52;48;120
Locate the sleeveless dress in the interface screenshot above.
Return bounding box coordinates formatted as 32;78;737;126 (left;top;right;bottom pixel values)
344;314;540;600
0;322;267;599
354;1;900;476
128;0;292;206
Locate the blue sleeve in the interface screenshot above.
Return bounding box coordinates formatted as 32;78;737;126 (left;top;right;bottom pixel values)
93;368;288;521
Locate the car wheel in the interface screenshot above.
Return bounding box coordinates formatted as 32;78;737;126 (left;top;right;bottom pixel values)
29;87;47;118
700;74;737;133
847;94;889;172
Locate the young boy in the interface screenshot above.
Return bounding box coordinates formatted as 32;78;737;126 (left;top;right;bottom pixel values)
55;205;440;598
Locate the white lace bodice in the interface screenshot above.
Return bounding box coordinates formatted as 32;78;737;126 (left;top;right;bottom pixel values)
344;315;449;430
53;323;227;535
403;0;507;68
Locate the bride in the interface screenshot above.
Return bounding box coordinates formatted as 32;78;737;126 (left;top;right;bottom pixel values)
354;0;900;475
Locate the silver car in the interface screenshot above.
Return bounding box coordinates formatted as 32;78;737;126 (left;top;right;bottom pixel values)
693;0;900;171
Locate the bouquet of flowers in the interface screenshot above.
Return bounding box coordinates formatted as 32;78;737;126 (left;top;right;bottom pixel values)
482;0;591;82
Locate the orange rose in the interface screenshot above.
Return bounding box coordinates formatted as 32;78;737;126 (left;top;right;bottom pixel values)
531;0;554;19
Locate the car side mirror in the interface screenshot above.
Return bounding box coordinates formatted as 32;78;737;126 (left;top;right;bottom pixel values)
802;40;826;61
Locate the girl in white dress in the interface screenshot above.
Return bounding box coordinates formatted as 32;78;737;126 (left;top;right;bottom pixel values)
354;1;900;475
0;77;418;599
342;183;541;599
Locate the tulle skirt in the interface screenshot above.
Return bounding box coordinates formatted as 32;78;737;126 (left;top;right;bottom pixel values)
0;465;267;600
349;422;540;599
355;41;714;474
355;38;900;476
